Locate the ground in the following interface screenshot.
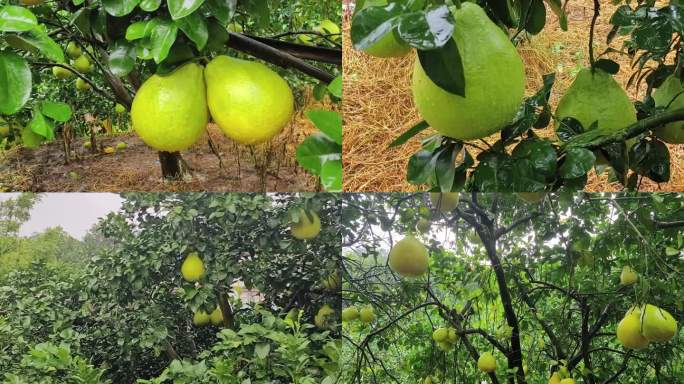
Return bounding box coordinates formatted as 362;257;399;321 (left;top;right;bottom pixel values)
0;93;331;192
342;0;684;192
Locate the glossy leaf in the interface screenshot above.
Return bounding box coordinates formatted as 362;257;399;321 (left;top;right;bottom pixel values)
102;0;141;17
167;0;205;20
306;110;342;145
41;101;72;123
0;5;38;32
0;51;32;115
175;12;208;50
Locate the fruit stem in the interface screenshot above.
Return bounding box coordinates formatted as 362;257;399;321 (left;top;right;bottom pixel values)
588;0;600;68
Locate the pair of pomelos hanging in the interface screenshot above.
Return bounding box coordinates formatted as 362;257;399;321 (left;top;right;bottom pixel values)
131;56;294;152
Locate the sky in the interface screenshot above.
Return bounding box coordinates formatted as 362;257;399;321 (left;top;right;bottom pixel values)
0;193;123;239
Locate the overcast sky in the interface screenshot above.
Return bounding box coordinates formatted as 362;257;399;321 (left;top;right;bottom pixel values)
0;193;123;239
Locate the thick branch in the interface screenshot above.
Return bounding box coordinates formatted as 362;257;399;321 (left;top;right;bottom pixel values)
654;219;684;229
227;32;337;83
243;34;341;65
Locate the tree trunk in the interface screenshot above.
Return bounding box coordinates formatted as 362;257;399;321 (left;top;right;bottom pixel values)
158;152;187;180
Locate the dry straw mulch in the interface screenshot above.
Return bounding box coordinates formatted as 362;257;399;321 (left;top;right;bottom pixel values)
343;0;684;192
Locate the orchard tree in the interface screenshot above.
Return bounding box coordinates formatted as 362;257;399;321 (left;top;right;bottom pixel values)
351;0;684;192
0;0;341;188
341;192;683;383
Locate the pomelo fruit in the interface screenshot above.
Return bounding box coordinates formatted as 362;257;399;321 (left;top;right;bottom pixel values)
0;117;10;137
205;56;294;145
116;141;127;150
181;252;205;282
411;2;524;140
619;266;638;285
359;305;375;323
447;327;458;343
72;55;91;73
66;42;82;59
388;235;429;277
227;22;243;33
291;209;321;240
430;192;459;213
342;307;359;322
75;78;91;91
103;146;115;154
432;327;448;342
416;218;431;233
641;304;677;342
548;372;561;384
316;19;341;41
477;352;496;372
52;66;72;79
315;304;335;328
321;271;340;290
356;0;410;58
210;307;224;326
115;103;126;113
616;308;649;349
652;74;684;143
560;379;576;384
192;311;210;326
131;63;208;152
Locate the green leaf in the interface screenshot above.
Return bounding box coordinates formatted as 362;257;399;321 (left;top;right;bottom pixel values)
327;76;342;98
205;19;229;51
665;247;680;257
305;110;342;145
41;101;72;122
150;18;178;63
10;26;65;63
417;38;465;96
0;51;32;115
205;0;237;24
167;0;206;20
29;106;54;141
320;160;342;192
254;343;270;359
0;5;38;32
126;21;149;40
175;12;208;50
296;133;341;175
559;147;595;179
389;120;429;147
102;0;141;17
21;125;43;148
108;40;137;77
406;149;437;185
140;0;162;11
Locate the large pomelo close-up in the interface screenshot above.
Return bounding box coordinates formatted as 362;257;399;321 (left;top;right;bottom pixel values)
411;2;525;140
652;74;684;143
131;63;208;152
205;56;294;145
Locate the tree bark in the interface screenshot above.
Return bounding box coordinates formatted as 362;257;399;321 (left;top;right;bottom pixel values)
158;152;187;180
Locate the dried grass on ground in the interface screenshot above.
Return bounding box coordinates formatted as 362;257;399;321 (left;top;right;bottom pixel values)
343;1;684;192
0;88;332;192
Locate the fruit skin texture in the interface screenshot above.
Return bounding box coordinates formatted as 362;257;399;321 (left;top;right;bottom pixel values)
52;66;72;79
192;311;210;326
447;327;458;343
342;307;359;322
357;0;410;58
432;327;448;342
412;3;524;140
359;306;375;323
388;235;429;277
181;252;205;282
560;380;576;384
430;192;460;213
641;304;678;342
115;103;126;113
116;142;127;150
652;74;684;143
548;373;561;384
75;78;91;91
555;68;636;140
72;56;91;73
204;56;294;145
291;209;321;240
103;146;116;154
616;308;649;349
210;307;224;326
131;63;208;152
620;266;638;285
477;352;497;373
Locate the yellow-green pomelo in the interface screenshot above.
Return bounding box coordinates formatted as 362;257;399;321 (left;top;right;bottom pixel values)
517;192;546;203
620;266;638;285
560;380;576;384
315;304;335;328
227;22;244;33
447;327;458;343
556;68;636;148
72;56;91;73
66;42;82;59
0;117;10;137
103;146;116;154
652;74;684;143
52;66;72;79
416;218;431;233
432;327;448;342
75;78;91;91
205;56;294;145
316;19;341;40
412;3;524;140
423;376;433;384
321;271;340;290
192;311;210;326
641;304;678;342
115;103;126;113
437;341;452;351
359;305;375;323
342;307;360;322
357;0;410;58
548;372;561;384
388;235;429;277
181;252;205;282
116;141;127;150
477;352;496;372
430;192;459;213
210;307;224;326
83;141;92;148
131;63;208;152
616;309;649;349
291;209;321;240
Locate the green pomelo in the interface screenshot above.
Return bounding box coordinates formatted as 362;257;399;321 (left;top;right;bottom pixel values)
205;56;294;145
75;78;91;91
73;55;91;73
66;42;81;59
388;235;429;277
131;63;208;152
0;117;10;137
652;74;684;143
555;68;636;142
412;3;525;140
52;66;72;79
358;0;410;58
